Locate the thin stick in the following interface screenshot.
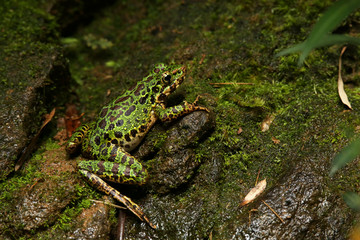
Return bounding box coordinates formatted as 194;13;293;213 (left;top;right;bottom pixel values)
209;82;254;85
255;169;261;186
90;199;126;209
262;200;285;224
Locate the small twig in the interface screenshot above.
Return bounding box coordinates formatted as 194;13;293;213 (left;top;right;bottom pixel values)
116;209;126;240
261;200;285;224
209;82;254;86
255;169;261;186
248;209;258;226
90;199;126;209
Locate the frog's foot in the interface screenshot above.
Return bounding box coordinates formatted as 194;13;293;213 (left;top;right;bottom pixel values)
192;95;210;113
79;169;156;229
66;123;93;154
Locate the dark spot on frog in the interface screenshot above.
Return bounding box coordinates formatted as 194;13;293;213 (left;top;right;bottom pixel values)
125;144;130;149
145;76;153;82
139;125;147;133
107;142;111;147
150;95;155;104
168;114;173;119
98;119;106;129
108;154;116;162
116;119;124;127
100;108;108;118
152;86;159;93
128;157;135;165
125;105;136;116
172;108;178;113
97;162;105;173
95;136;101;145
134;83;145;96
154;68;160;73
115;96;129;103
104;133;110;139
120;141;124;147
110;145;118;156
124;166;131;177
111;105;123;110
139;94;148;104
110;116;116;122
115;131;123;138
108;123;114;130
121;155;127;164
130;129;137;137
111;163;119;174
125;133;131;142
111;139;118;145
143;108;148;114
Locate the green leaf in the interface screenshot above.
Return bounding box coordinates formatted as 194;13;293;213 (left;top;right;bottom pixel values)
343;192;360;211
277;0;360;65
330;138;360;176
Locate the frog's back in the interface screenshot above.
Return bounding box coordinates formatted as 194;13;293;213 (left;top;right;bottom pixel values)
89;78;159;153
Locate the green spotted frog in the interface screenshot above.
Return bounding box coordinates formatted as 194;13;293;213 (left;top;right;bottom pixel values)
66;63;209;228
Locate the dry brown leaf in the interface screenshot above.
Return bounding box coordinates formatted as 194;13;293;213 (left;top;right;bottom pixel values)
271;137;280;144
15;108;56;171
338;46;352;110
239;179;266;207
65;104;83;138
261;114;275;132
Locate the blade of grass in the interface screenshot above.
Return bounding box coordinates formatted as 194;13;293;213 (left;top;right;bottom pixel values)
330;138;360;176
343;192;360;211
277;0;360;65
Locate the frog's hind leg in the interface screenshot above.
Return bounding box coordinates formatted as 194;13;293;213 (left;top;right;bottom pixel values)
78;168;156;229
78;146;156;229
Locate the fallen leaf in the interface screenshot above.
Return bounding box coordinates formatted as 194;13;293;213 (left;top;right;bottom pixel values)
237;127;243;135
239;179;266;207
338;46;352;109
271;137;280;144
64;104;83;137
15;108;56;171
261;114;275;132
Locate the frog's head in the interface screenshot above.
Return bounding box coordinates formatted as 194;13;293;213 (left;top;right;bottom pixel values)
152;63;186;103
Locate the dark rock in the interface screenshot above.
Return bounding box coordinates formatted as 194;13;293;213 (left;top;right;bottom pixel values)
0;2;71;181
215;159;351;239
138;110;215;194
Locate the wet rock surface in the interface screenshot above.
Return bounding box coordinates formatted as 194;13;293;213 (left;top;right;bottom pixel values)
137;110;215;194
216;159;351;239
60;197;112;240
0;1;71;180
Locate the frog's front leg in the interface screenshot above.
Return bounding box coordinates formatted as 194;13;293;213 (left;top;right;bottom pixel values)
157;96;209;122
78;145;156;229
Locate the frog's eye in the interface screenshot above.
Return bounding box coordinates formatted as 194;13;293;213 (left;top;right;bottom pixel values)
164;74;171;82
162;72;172;83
